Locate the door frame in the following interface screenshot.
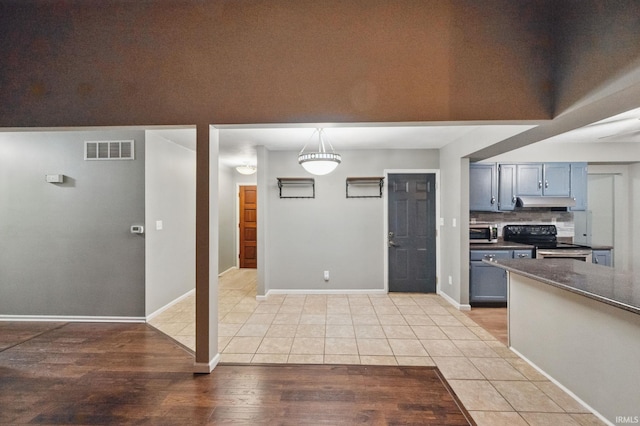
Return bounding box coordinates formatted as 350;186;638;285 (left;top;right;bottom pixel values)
235;182;257;268
383;169;441;294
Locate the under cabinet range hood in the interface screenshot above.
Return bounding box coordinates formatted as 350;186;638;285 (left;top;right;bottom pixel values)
516;196;576;208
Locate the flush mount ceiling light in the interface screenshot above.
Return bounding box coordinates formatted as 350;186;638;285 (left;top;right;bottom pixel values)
298;128;342;176
235;164;257;175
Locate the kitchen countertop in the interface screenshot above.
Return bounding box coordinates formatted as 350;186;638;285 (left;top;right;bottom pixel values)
470;239;535;250
590;245;614;250
488;258;639;315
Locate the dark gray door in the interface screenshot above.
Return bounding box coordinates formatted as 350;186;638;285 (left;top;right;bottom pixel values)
388;173;436;293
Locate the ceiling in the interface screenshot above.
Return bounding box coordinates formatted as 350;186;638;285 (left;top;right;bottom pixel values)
151;106;640;168
215;123;535;167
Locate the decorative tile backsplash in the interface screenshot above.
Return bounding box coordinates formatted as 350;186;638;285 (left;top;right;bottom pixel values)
470;210;574;238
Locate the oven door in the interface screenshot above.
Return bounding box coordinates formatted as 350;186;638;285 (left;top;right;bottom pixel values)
536;249;592;262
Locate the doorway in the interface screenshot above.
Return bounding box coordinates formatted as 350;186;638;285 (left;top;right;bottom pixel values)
239;185;257;269
387;173;437;293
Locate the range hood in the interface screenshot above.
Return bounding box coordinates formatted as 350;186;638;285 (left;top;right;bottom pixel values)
516;196;576;208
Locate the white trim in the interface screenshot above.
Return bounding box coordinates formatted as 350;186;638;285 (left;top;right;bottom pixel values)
0;315;146;323
259;289;387;298
146;288;195;322
510;347;613;426
383;169;441;294
218;266;237;277
438;290;471;311
194;353;220;374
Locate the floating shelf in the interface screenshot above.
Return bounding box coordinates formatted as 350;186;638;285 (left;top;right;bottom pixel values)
277;177;315;199
346;177;384;198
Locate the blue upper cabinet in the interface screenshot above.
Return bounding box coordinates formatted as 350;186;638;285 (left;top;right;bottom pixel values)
516;163;543;196
469;163;498;211
516;163;571;197
498;164;517;211
570;162;588;211
543;163;571;196
472;162;586;212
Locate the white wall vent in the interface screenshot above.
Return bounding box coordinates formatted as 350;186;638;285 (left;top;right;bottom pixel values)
85;140;135;160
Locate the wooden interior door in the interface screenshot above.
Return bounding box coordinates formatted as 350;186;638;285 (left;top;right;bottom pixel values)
239;185;257;268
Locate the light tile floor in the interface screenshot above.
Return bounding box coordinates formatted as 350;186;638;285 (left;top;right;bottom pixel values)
149;268;605;426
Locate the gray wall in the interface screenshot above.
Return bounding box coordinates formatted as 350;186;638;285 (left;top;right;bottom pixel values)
218;164;257;274
218;164;236;273
0;130;145;317
631;163;640;274
145;132;196;316
264;149;438;292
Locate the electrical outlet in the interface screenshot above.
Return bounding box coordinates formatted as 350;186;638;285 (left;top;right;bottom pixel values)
323;271;330;281
448;276;453;285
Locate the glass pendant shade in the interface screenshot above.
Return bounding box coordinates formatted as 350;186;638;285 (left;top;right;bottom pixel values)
298;129;341;175
236;164;257;175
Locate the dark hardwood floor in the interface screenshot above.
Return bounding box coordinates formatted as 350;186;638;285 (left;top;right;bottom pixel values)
0;322;474;425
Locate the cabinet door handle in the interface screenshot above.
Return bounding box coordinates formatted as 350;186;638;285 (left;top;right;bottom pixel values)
512;196;517;204
538;181;543;189
490;196;496;205
518;253;528;258
594;257;599;264
545;180;549;189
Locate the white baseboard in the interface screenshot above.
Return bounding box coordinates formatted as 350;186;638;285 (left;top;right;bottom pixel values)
194;353;220;374
0;315;146;323
146;288;195;322
218;266;237;277
257;288;387;301
437;290;471;311
510;347;613;426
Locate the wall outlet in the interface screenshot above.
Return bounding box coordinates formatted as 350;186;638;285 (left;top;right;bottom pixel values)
323;270;330;281
156;220;163;231
448;275;453;285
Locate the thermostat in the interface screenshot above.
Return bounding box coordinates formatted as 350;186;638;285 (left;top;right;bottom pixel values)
45;174;64;183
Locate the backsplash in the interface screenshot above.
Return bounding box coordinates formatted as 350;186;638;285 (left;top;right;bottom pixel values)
470;210;574;238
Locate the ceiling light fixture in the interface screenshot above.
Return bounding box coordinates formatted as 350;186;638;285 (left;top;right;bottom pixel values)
298;128;342;176
235;164;257;175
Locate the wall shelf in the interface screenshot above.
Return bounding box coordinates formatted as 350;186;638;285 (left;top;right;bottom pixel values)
277;177;315;199
346;177;384;198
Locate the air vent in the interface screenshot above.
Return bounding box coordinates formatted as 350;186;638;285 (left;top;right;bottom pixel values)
85;140;135;160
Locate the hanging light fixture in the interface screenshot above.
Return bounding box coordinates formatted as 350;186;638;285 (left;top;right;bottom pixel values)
235;164;257;175
298;128;342;175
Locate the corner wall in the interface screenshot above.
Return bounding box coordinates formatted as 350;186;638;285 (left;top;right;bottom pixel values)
0;130;145;317
145;132;196;316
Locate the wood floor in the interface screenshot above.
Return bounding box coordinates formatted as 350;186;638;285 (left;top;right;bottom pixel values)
0;322;474;425
463;308;508;346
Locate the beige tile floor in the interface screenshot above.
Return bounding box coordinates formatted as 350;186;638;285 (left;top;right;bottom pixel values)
149;268;605;426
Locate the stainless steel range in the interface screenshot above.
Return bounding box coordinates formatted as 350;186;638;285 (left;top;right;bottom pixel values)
503;224;593;262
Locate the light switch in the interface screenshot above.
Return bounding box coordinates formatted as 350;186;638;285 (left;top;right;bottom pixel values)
156;220;163;231
452;218;457;227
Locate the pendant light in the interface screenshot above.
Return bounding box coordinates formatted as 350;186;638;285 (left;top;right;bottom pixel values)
297;128;342;175
235;164;257;175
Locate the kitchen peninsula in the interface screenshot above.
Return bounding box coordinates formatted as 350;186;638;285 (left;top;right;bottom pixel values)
489;259;640;425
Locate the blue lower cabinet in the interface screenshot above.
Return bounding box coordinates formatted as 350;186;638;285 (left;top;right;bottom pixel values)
470;249;534;304
592;249;612;267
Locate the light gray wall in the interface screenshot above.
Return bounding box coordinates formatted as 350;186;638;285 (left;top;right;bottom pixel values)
438;148;468;306
264;149;438;292
145;132;196;316
218;165;258;274
0;130;145;317
218;164;236;273
631;163;640;274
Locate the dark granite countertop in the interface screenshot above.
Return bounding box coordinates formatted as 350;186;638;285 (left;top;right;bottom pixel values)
488;259;640;315
590;245;614;250
470;240;535;250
